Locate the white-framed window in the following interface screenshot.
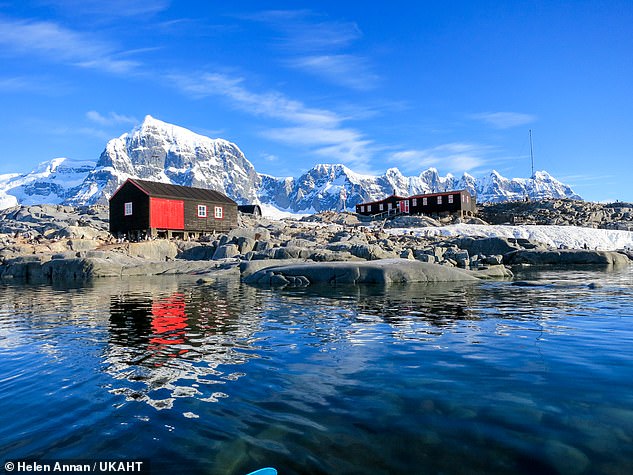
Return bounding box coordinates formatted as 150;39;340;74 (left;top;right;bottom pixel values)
214;206;223;219
388;202;392;210
197;204;207;218
437;195;443;205
367;204;371;212
422;197;428;206
124;202;133;216
360;205;365;212
466;195;469;203
448;194;454;204
412;198;417;206
379;203;384;211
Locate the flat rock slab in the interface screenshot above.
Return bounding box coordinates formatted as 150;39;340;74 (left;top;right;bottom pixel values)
504;249;630;266
0;254;225;283
244;258;485;287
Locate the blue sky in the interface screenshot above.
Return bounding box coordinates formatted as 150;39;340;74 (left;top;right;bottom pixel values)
0;0;631;202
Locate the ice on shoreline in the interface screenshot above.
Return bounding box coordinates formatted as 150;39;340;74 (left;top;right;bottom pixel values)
386;224;633;252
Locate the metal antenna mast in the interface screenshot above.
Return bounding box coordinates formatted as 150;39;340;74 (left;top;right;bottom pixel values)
529;129;535;179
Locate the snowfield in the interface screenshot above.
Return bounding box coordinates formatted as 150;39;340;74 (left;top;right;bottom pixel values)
259;203;312;220
386;224;633;251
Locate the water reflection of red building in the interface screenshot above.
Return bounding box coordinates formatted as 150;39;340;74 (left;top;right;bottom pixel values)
149;293;189;362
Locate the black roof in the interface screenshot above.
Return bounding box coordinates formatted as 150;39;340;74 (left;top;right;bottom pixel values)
121;178;237;204
238;204;262;214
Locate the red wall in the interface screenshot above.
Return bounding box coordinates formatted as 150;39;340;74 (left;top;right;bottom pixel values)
150;197;184;229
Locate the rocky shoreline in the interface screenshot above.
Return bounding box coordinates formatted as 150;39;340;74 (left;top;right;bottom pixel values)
0;202;631;287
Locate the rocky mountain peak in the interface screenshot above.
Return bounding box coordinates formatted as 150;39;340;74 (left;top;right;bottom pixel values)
0;117;582;212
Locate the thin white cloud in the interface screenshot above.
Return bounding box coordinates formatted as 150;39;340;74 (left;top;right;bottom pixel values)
0;76;66;94
260;153;279;162
171;71;377;170
558;173;615;185
471;112;537;129
265;126;364;146
390;143;491;173
243;9;377;90
288;54;379;91
171;72;340;126
313;141;378;173
86;111;137;126
0;18;140;74
265;125;378;172
245;10;362;51
77;127;112;140
0;76;36;92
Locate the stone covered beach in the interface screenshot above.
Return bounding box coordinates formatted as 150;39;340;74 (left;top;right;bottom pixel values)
1;199;631;286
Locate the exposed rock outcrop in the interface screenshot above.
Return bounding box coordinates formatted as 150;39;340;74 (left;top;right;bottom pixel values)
479;199;633;230
503;249;630;266
243;259;484;287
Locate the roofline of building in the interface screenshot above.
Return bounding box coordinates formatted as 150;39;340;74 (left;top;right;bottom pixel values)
356;194;408;207
109;178;237;205
408;189;471;200
109;178;147;202
356;189;471;207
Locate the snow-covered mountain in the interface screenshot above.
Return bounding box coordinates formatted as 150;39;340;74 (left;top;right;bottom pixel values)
260;164;581;212
65;115;261;206
0;158;95;209
0;116;582;213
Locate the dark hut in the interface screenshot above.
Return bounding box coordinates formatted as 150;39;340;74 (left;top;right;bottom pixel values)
109;178;238;240
238;204;262;217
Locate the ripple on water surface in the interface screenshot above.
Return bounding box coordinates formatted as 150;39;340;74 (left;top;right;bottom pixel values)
0;268;632;474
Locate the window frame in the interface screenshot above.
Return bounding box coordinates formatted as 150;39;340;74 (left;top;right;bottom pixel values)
124;202;133;216
197;204;208;218
214;206;224;220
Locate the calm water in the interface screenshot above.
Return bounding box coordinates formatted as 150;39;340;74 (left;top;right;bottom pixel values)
1;266;632;475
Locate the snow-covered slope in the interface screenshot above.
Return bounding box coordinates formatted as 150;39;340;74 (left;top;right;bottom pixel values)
66;115;261;206
0;116;582;211
0;158;95;209
387;224;633;251
258;164;581;213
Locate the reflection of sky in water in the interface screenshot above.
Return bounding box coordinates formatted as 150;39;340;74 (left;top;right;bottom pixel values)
1;267;632;474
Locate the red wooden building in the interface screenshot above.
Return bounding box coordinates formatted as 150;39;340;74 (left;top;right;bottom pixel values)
356;190;476;218
109;178;238;240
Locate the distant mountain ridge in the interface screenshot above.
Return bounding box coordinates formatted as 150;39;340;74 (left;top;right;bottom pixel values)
0;116;581;213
